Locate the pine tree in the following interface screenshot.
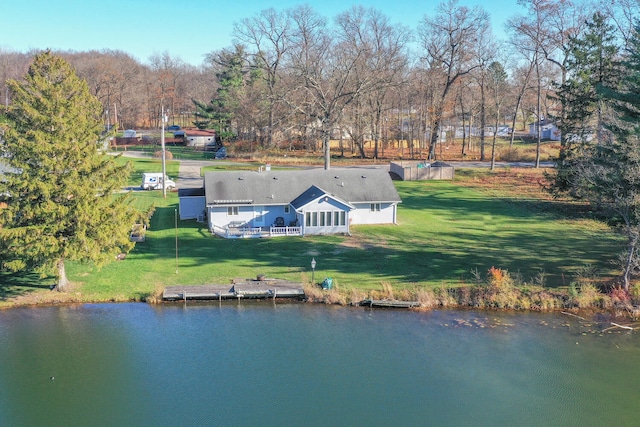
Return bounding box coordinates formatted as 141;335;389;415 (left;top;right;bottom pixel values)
568;23;640;291
195;45;256;137
0;51;140;292
553;12;621;192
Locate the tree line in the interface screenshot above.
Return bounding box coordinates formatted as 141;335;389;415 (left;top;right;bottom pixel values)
1;0;636;163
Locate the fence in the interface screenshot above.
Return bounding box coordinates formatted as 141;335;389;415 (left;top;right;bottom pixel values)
390;161;455;181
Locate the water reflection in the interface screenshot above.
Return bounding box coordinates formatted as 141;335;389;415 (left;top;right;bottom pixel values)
0;303;638;426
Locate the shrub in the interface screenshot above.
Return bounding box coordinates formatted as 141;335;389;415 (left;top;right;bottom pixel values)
630;282;640;305
416;287;438;308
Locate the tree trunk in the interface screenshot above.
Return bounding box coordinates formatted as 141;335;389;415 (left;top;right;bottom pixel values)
56;258;70;292
323;124;331;170
622;227;639;292
479;83;486;161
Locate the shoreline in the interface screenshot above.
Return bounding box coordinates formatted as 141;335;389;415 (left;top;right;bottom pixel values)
3;281;639;326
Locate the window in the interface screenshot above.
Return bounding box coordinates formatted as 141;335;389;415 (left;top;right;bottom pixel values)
320;212;326;226
370;203;381;212
227;206;238;216
305;212;318;227
340;211;346;225
334;211;340;226
284;205;290;214
326;211;332;226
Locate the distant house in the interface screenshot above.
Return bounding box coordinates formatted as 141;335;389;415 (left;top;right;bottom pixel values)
529;119;560;141
179;168;402;238
184;129;217;148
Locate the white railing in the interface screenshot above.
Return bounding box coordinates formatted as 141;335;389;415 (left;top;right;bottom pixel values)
269;226;302;236
212;225;302;239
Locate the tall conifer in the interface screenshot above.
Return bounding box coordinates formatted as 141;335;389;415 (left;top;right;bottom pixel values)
0;51;139;291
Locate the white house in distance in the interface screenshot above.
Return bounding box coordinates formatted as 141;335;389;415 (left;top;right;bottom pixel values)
529;119;561;141
179;168;402;238
184;129;217;147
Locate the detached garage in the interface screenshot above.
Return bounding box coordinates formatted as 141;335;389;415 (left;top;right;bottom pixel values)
178;188;206;221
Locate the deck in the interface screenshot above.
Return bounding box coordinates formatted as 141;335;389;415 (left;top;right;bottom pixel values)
212;225;302;239
163;278;305;301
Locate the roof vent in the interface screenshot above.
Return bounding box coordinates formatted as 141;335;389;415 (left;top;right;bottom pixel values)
238;177;244;180
361;175;367;178
340;182;344;187
334;176;340;179
273;176;278;180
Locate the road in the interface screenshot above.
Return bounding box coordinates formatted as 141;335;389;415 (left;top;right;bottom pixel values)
116;151;556;190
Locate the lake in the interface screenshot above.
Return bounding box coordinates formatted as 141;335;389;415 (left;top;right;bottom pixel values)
0;302;638;426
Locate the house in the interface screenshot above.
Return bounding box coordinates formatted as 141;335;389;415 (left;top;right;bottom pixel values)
184;129;217;148
529;119;560;141
181;168;402;238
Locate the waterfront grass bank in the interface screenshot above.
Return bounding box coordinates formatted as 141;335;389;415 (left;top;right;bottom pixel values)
0;167;634;313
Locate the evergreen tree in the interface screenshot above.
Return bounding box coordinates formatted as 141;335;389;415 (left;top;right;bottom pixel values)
0;51;139;292
553;12;621;192
568;24;640;291
196;45;257;139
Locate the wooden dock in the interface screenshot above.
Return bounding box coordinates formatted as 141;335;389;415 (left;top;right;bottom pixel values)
360;299;421;309
163;278;305;302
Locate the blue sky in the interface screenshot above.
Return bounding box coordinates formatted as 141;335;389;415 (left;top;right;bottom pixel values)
1;0;521;66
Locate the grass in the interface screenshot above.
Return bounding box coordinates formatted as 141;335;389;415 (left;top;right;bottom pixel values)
111;155;180;187
0;165;626;307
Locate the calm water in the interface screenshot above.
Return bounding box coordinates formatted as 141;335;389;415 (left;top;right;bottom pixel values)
0;302;638;427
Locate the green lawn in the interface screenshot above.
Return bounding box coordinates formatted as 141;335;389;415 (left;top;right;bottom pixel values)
111;155;180;187
52;178;624;302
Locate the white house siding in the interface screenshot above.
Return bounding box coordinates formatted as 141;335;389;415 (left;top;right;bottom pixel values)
299;197;350;235
179;196;206;220
350;202;397;225
186;135;215;147
208;204;300;229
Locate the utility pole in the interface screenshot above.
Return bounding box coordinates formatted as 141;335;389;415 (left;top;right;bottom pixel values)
161;105;167;199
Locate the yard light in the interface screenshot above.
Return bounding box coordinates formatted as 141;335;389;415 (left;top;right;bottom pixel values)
311;258;316;284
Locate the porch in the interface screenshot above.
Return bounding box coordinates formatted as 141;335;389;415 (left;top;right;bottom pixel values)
212;224;302;239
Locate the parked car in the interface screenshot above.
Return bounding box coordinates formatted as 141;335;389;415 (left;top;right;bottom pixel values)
167;125;181;131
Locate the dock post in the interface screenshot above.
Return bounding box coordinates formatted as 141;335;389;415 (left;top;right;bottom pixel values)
274;288;277;299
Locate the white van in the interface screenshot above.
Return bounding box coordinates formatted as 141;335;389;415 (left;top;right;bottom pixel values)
141;173;176;191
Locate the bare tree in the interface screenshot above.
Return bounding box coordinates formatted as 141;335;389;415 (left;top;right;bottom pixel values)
339;7;410;159
148;51;185;126
234;8;292;148
471;26;498;161
418;0;490;160
287;5;373;169
0;50;31;111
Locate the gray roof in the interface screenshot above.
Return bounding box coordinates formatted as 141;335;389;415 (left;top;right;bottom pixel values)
204;168;401;206
178;187;205;197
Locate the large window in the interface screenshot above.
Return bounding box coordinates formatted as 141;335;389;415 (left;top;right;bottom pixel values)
308;210;345;227
227;206;239;216
305;212;318;227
